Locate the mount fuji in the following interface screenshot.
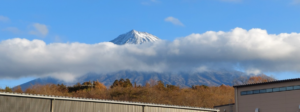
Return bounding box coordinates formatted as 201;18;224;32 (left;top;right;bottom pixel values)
17;30;249;90
18;71;246;91
110;30;159;45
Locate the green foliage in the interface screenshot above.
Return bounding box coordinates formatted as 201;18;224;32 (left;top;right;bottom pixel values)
5;86;13;92
57;84;68;92
110;78;133;88
68;81;94;92
166;84;179;91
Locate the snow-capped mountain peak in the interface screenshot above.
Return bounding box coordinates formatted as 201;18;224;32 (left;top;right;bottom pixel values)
110;30;160;45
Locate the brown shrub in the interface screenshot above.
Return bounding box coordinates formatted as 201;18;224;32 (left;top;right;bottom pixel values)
22;80;234;108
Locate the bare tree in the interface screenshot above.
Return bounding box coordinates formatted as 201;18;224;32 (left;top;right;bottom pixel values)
232;76;249;85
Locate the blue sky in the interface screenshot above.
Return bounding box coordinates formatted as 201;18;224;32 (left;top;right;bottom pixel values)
1;0;300;88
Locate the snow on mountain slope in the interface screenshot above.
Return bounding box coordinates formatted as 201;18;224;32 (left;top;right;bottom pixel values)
19;70;248;91
110;30;160;45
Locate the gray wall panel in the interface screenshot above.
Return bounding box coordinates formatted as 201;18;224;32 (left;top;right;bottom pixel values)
0;93;218;112
54;100;143;112
0;96;50;112
94;102;143;112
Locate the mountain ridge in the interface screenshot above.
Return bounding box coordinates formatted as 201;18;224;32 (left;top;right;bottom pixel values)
19;70;247;91
110;30;159;45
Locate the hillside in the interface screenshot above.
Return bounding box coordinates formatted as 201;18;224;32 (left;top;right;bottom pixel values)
19;71;246;90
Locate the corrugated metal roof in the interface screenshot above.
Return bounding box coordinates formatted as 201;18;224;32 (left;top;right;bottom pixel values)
233;78;300;87
0;92;219;111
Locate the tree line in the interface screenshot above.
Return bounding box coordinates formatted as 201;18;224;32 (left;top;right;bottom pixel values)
0;74;275;108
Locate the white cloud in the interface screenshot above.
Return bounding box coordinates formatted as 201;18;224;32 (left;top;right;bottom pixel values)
165;17;184;26
245;69;261;75
1;28;300;82
2;27;21;34
29;23;49;37
0;15;10;23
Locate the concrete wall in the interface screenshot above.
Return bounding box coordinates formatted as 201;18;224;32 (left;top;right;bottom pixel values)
236;80;300;112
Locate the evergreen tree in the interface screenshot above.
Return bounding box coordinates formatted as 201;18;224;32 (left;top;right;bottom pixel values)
110;78;133;88
5;86;12;92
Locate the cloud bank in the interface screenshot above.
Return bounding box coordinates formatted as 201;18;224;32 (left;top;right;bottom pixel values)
1;27;300;82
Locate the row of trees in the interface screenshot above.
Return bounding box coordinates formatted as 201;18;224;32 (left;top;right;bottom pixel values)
232;74;276;85
0;75;275;108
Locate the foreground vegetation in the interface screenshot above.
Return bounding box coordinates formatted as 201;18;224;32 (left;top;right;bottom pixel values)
0;75;274;108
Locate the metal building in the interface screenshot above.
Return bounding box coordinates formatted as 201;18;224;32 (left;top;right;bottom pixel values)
214;78;300;112
0;92;219;112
